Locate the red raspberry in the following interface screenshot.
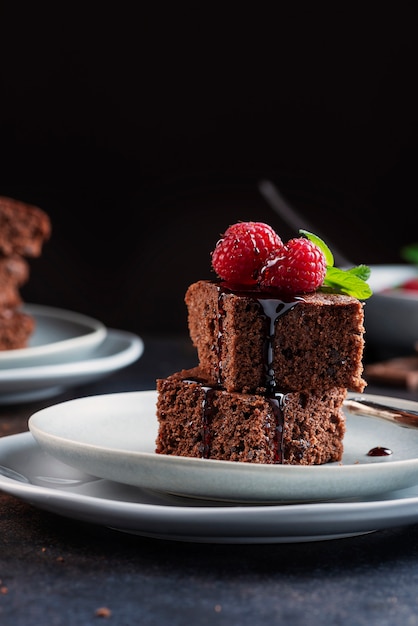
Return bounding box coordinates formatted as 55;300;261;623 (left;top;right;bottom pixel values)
260;237;327;295
211;222;284;285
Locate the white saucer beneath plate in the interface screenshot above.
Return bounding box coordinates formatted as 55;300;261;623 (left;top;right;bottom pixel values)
2;432;418;543
0;304;107;368
0;330;143;404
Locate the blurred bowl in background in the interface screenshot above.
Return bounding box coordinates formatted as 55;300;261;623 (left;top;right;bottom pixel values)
364;265;418;353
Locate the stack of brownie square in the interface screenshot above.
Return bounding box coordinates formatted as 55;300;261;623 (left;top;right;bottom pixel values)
0;196;51;350
155;279;367;465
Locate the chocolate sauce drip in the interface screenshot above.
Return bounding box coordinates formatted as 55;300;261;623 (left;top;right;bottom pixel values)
211;282;304;463
215;281;301;394
185;283;305;463
257;298;300;396
367;446;393;457
201;387;217;459
183;379;220;459
267;394;286;463
185;377;287;462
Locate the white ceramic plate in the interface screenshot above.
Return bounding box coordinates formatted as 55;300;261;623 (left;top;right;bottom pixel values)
0;330;143;404
28;390;418;504
0;304;107;368
2;432;418;543
368;264;418;294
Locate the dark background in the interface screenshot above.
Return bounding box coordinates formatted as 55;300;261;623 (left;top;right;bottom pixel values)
1;4;417;335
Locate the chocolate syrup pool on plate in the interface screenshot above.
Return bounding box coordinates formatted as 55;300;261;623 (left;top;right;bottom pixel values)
367;446;393;457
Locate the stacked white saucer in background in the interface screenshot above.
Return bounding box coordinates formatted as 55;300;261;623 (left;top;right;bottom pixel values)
0;303;144;404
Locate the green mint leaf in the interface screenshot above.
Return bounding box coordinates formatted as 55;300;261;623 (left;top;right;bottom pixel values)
298;229;372;299
299;230;334;267
322;266;373;299
345;264;371;282
401;243;418;265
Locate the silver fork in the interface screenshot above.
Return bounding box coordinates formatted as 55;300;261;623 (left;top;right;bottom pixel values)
258;178;352;268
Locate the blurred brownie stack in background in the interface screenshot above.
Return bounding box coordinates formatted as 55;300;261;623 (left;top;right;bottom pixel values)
0;196;51;350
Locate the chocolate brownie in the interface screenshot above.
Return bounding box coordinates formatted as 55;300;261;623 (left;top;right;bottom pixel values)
185;280;366;394
0;309;36;351
0;255;29;286
156;368;347;465
0;283;22;310
0;196;51;257
0;196;51;351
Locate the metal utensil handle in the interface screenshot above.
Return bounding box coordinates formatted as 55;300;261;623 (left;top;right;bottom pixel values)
258;179;352;268
344;398;418;429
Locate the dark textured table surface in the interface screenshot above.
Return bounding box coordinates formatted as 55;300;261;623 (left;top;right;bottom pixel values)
1;335;418;626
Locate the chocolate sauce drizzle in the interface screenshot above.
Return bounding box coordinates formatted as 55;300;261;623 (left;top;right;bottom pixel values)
201;386;216;458
190;282;302;463
215;282;301;395
268;393;286;463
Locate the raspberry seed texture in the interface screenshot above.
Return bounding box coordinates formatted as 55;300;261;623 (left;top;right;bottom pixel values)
211;221;283;285
260;238;327;295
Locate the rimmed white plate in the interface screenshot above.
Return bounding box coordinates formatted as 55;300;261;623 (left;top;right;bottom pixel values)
368;264;418;293
0;304;107;368
28;390;418;503
2;432;418;543
365;265;418;350
0;330;143;404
